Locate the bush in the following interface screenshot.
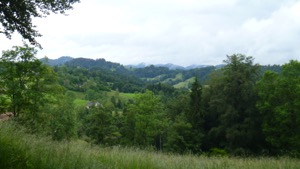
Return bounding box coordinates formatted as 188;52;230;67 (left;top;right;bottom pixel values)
209;148;228;157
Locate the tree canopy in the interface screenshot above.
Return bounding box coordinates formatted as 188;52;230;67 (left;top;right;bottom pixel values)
257;60;300;155
0;0;80;47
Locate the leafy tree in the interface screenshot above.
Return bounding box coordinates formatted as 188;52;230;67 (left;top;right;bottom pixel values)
164;91;196;153
146;83;176;102
123;90;168;149
81;106;121;145
257;60;300;155
85;89;102;101
204;54;263;154
0;44;60;117
166;91;190;121
48;94;77;141
165;113;193;153
0;44;65;135
0;0;80;47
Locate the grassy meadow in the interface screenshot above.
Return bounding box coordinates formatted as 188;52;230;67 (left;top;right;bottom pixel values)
70;90;135;107
1;121;300;169
174;77;194;89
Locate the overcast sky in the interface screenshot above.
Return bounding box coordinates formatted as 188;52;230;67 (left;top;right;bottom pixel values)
1;0;300;66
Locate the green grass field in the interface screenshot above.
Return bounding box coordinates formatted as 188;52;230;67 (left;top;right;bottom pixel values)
69;90;136;107
1;121;300;169
106;91;136;103
173;77;194;89
73;99;88;106
118;92;136;100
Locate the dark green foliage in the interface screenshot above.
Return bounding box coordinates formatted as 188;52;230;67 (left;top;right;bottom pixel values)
131;65;216;86
203;54;263;154
40;56;73;66
132;65;177;78
146;82;176;103
182;66;216;84
66;58;127;73
187;78;205;153
54;63;145;93
189;78;204;129
146;83;176;96
165;113;193;153
64;58;146;93
0;0;79;47
78;106;121;145
257;60;300;156
164;90;201;153
259;64;282;75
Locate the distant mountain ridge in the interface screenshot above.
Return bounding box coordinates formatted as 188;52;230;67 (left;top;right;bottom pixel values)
126;63;212;70
41;56;215;70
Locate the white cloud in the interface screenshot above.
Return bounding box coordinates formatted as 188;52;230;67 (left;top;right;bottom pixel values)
1;0;300;66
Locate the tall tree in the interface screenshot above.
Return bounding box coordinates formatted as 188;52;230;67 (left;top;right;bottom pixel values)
0;0;80;47
186;78;205;152
189;78;203;129
205;54;263;154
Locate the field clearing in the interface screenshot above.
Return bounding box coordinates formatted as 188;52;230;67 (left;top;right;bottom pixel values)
68;90;136;107
1;121;300;169
144;74;167;82
173;77;194;89
175;73;183;80
119;92;136;99
73;99;88;107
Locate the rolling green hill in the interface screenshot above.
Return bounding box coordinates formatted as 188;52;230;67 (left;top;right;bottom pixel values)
44;57;282;91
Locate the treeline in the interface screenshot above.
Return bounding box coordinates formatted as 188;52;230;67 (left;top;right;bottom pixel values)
1;45;299;157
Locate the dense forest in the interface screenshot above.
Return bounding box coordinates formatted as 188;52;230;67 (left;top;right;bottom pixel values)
1;44;299;157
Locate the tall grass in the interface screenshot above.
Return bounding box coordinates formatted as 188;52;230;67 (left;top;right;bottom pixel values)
0;122;105;169
1;121;300;169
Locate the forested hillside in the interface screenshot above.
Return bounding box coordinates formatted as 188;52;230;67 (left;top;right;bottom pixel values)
45;57;281;90
1;45;298;158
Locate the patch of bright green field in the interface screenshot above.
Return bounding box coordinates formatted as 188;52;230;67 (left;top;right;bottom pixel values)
175;73;183;80
73;99;88;107
173;77;194;89
68;90;137;107
119;92;136;99
142;74;167;82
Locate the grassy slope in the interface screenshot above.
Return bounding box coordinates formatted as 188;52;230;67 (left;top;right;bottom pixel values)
1;121;300;169
173;77;194;89
70;90;135;107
